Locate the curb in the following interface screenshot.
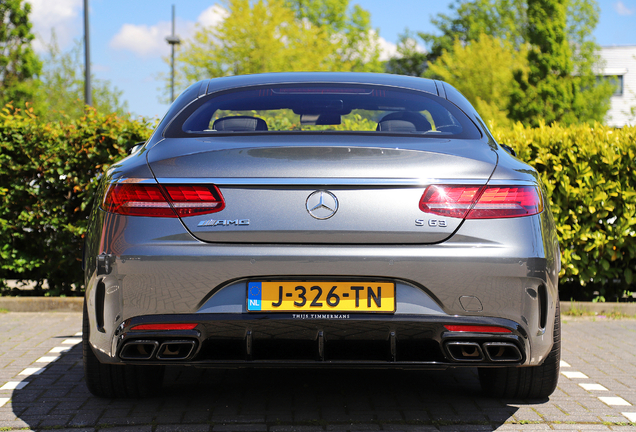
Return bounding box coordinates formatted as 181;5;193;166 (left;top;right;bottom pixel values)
1;297;635;315
0;297;83;312
560;301;636;316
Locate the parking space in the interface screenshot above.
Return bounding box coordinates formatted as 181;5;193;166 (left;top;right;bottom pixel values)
0;312;635;431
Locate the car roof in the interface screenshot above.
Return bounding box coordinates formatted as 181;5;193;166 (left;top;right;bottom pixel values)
200;72;440;97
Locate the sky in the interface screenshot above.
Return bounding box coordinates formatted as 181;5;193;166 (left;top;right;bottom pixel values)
25;0;636;120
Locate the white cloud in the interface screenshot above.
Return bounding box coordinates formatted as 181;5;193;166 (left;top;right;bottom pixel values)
375;35;425;62
26;0;82;52
110;22;174;58
197;4;229;28
377;37;398;62
614;1;635;15
109;5;228;59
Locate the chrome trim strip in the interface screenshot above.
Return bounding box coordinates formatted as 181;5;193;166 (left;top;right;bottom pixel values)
117;177;537;187
161;177;485;186
487;179;539;186
117;178;156;184
155;178;537;187
153;178;464;186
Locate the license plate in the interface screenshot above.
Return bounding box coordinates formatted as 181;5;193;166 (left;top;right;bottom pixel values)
247;281;395;313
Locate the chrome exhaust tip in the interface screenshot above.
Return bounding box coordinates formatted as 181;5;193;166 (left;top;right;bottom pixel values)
119;340;159;360
483;342;522;362
156;340;196;360
445;341;485;362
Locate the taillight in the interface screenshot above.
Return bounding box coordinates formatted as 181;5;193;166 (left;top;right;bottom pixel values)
162;185;225;216
419;185;543;219
102;184;225;217
419;185;481;219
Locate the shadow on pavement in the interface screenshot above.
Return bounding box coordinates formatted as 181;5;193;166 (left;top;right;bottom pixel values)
11;342;528;430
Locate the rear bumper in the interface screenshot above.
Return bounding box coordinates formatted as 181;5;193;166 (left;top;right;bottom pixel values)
103;312;529;369
85;210;559;368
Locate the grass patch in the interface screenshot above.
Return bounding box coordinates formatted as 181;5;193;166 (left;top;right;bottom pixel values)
562;302;636;319
0;309;8;313
563;306;593;317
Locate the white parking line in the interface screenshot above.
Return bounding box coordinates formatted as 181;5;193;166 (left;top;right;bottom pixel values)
599;396;632;406
579;383;608;391
4;337;79;393
18;368;45;376
36;356;59;363
0;398;9;407
562;359;634;423
561;371;588;379
74;332;82;336
0;382;28;390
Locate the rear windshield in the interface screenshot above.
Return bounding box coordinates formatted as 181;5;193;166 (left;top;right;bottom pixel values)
167;84;481;139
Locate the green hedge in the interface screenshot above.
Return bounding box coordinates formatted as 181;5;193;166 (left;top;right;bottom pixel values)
0;107;634;300
0;106;153;295
492;123;636;300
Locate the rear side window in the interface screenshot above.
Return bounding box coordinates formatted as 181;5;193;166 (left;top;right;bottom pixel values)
167;84;481;139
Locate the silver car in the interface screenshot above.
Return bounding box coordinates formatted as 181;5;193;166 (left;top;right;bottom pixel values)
83;72;560;399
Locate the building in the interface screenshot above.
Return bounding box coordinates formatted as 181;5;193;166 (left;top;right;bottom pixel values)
599;46;636;127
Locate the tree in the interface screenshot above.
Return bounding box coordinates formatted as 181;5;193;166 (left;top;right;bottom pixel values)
168;0;383;98
284;0;383;72
0;0;42;108
175;0;337;84
417;0;614;125
419;0;598;63
425;34;527;126
420;0;525;62
385;30;428;77
37;36;129;122
566;0;615;124
508;0;573;125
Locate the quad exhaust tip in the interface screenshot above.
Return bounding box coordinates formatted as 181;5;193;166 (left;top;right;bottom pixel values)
156;340;196;360
483;342;522;362
446;341;485;362
119;340;159;360
119;339;196;361
445;341;522;363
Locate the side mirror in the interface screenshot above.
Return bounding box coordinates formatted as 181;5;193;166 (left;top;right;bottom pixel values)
129;141;146;155
500;143;517;157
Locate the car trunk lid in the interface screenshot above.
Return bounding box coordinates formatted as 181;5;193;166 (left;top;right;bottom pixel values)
146;136;497;244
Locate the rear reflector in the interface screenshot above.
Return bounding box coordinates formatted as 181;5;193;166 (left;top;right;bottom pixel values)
419;185;543;219
131;323;198;331
103;183;225;217
444;325;512;333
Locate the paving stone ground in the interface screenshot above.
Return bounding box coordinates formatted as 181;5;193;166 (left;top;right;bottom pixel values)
0;312;634;432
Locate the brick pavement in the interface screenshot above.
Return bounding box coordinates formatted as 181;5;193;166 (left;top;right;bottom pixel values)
0;312;635;431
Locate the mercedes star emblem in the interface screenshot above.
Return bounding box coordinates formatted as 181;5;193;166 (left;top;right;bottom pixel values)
306;190;339;220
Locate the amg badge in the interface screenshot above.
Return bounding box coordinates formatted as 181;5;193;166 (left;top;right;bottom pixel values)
198;219;250;227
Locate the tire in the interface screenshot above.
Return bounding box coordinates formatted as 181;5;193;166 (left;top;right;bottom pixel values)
83;299;164;398
478;301;560;399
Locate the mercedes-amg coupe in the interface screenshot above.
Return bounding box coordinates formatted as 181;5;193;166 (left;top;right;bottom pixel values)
83;72;561;399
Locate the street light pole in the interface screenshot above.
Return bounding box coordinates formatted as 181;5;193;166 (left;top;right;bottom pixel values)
84;0;92;107
165;5;181;103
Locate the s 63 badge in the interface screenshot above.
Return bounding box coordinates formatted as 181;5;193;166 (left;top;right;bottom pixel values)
415;219;447;227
